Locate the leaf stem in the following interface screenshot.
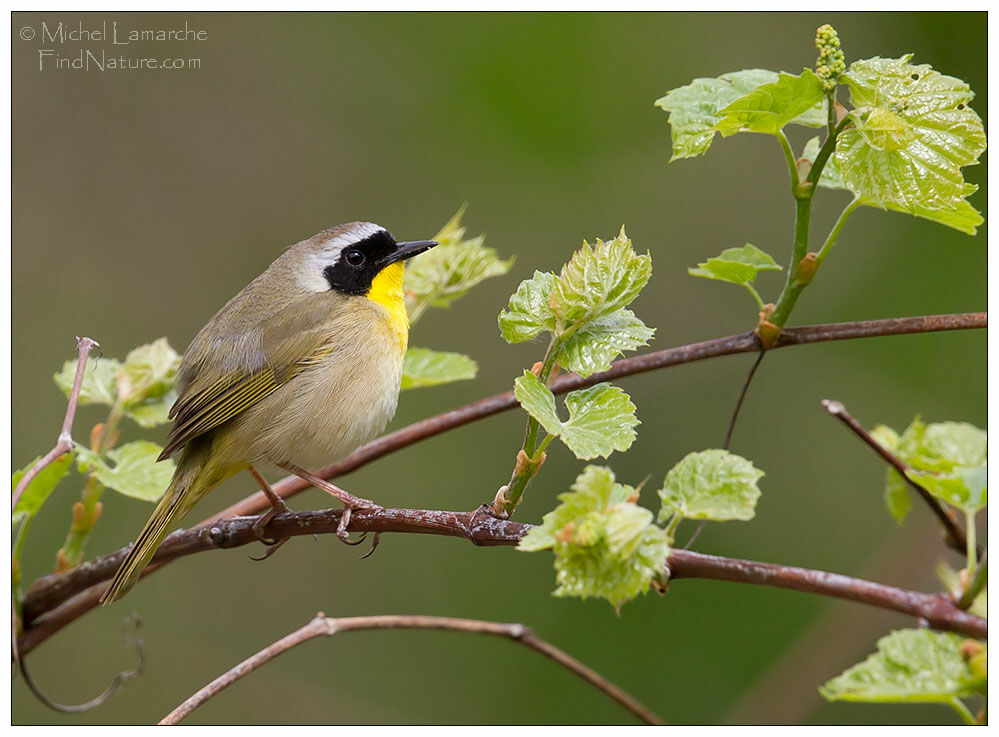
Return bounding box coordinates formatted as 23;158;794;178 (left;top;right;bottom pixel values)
964;509;977;572
768;197;813;329
742;283;766;312
664;513;682;543
826;89;838;139
523;337;559;456
776;130;799;192
957;548;986;610
949;697;977;725
816;195;862;266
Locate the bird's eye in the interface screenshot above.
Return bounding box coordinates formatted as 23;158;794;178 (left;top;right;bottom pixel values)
344;249;366;268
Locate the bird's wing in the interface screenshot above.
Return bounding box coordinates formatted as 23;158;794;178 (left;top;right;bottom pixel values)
159;296;347;460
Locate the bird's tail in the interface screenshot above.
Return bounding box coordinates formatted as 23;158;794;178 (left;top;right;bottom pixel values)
100;441;219;605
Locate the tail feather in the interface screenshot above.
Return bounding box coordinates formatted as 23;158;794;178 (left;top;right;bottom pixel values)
100;442;216;605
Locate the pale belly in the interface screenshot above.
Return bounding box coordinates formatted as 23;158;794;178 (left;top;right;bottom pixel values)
223;323;405;471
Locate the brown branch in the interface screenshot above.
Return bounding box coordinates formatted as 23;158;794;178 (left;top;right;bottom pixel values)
821;399;973;557
208;313;987;522
159;612;664;725
19;505;986;657
16;313;986;653
12;337;98;511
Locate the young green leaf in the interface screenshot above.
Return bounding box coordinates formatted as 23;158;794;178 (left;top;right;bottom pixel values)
656;69;824;161
802;136;848;191
53;356;121;407
12;454;73;560
121;338;181;402
554;309;655;378
803;137;983;235
821;629;985;708
906;466;987;514
657;449;763;523
715;69;827;137
520;465;633;551
12;454;73;519
401;347;478;389
497;270;559;344
75;441;175;502
404;206;514;321
518;465;669;611
125;390;178;428
553;229;652;328
837;55;986;215
871;424;910;524
872;418;986;520
688;243;781;285
513;371;639;460
498;229;654;376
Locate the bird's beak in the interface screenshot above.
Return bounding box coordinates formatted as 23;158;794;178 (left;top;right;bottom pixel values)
382;240;438;265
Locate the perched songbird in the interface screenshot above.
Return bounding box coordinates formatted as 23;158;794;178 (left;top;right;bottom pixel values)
100;222;437;604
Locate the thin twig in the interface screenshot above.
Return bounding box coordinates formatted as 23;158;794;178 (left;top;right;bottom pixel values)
208;313;987;522
19;505;986;656
12;337;98;511
723;351;766;451
159;612;664;725
821;399;974;558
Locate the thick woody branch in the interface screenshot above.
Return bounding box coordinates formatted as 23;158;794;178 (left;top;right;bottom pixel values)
209;313;987;521
159;612;664;725
12;337;98;511
20;506;986;656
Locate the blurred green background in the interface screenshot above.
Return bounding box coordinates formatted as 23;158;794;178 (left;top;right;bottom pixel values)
12;12;986;725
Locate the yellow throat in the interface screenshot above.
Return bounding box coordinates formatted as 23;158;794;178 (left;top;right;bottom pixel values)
366;261;409;352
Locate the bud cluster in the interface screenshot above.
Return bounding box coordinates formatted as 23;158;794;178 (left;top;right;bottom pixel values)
815;24;845;91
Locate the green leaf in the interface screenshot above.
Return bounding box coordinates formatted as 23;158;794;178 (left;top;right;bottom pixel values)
121;338;181;402
802;136;848;190
553;228;652;328
498;270;559;344
75;441;175;502
53;356;121;407
498;230;653;375
554;308;654;378
883;471;911;525
519;465;670;611
688;243;781;285
837;55;986;216
401;347;478;389
915;421;987;470
12;454;73;556
125;390;178;428
907;466;987;514
404;206;514;317
873;418;986;518
803;137;983;235
12;454;72;519
715;69;827;136
871;424;910;524
514;371;638;460
821;629;984;705
655;69;824;161
657;449;764;522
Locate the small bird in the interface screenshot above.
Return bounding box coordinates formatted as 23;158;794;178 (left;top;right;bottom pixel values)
100;222;437;604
